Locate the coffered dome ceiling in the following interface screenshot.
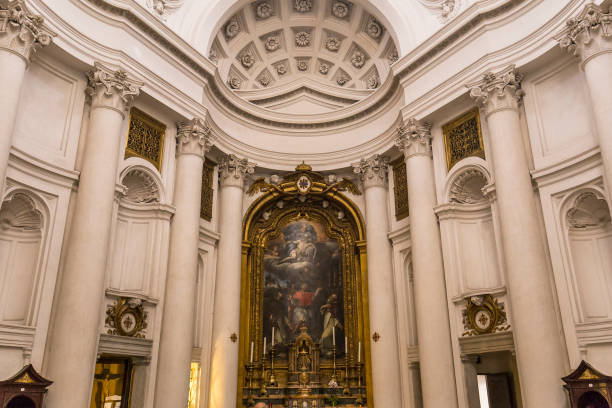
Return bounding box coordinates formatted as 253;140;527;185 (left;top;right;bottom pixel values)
209;0;399;113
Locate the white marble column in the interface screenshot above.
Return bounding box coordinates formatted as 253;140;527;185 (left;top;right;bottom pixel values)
352;155;402;407
468;65;567;407
208;154;254;408
45;64;143;407
0;0;53;195
154;118;213;408
396;122;459;408
559;4;612;199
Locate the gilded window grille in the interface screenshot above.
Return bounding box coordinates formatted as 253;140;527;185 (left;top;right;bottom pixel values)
442;108;485;170
200;159;215;221
125;107;166;171
392;156;409;221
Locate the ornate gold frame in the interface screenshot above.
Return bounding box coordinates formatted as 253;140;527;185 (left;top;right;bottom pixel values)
238;165;373;406
442;108;484;170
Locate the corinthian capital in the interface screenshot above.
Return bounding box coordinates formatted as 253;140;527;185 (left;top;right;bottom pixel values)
467;65;524;115
0;0;55;63
176;118;213;158
219;154;255;188
557;3;612;65
352;154;389;189
86;63;143;115
395;118;432;159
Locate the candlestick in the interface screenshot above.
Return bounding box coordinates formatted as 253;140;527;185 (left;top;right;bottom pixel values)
358;341;361;363
263;337;267;355
344;336;348;353
272;327;275;346
332;326;335;346
250;341;254;363
343;337;350;395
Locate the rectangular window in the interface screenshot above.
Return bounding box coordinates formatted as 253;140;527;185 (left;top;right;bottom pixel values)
90;358;134;408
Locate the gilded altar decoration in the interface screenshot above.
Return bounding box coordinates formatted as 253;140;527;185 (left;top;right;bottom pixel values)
200;159;215;221
125;107;166;171
240;164;371;406
105;298;148;338
391;156;409;220
462;294;510;336
442;108;484;170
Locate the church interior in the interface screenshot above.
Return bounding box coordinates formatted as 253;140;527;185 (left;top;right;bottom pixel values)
1;0;612;407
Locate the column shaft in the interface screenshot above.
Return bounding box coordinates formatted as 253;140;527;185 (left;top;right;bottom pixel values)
45;65;142;407
155;119;211;408
397;122;458;408
208;155;254;407
354;155;402;406
0;0;53;194
468;66;567;407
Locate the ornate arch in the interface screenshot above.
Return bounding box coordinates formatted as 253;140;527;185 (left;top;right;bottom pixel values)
239;163;372;405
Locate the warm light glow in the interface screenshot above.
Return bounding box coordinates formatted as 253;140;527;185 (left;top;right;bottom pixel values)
477;375;490;408
188;362;201;408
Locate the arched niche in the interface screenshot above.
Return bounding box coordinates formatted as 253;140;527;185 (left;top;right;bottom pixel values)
239;164;372;405
0;191;46;325
562;188;612;322
437;162;503;295
119;165;164;204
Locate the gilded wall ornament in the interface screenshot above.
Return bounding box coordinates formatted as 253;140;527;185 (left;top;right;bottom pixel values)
332;1;349;18
366;17;383;40
351;51;366;68
255;1;273;19
294;0;312;12
462;294;510;336
325;37;341;51
200;159;215;221
442;108;484;170
224;16;240;39
295;31;311;47
105;298;148;338
264;35;281;51
125;107;166;170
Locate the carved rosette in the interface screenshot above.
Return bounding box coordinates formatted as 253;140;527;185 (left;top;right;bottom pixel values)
558;4;612;64
467;65;524;115
395;118;433;159
86;63;144;114
352;154;389;189
219;154;255;188
176;118;213;158
0;0;55;63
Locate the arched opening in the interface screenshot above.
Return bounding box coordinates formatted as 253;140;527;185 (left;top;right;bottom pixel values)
6;395;35;408
578;391;610;408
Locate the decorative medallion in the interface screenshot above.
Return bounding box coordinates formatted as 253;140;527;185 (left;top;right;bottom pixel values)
366;75;379;89
240;52;256;68
336;75;349;86
264;35;281;51
255;1;273;19
297;60;309;71
297;175;312;194
366;17;383;40
351;50;366;68
332;1;349;18
224;16;240;40
105;298;148;338
294;0;312;12
295;31;311;47
462;294;510;336
276;63;287;75
325;37;341;52
319;63;330;75
228;76;242;89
